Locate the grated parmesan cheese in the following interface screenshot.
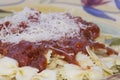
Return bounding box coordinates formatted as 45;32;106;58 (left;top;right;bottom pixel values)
0;7;82;43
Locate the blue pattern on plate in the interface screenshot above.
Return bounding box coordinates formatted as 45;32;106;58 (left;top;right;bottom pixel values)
115;0;120;10
83;6;116;21
81;0;120;21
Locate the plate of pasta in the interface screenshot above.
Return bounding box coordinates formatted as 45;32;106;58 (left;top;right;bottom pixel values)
0;0;120;80
0;7;120;80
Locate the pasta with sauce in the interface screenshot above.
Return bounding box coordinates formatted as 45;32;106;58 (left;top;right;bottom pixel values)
0;8;120;80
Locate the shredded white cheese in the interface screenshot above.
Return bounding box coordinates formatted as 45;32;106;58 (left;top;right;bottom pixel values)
0;7;81;43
